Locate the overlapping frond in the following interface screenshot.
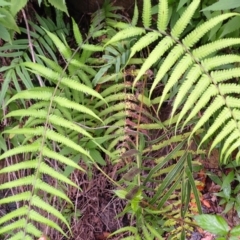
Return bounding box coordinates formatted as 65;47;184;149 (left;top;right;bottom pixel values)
105;0;240;163
0;10;107;239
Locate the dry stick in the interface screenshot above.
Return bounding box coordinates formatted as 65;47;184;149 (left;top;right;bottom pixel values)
21;9;44;87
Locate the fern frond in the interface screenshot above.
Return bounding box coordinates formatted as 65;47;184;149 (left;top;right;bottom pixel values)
189;96;225;141
198;108;231;149
157;0;168;31
150;44;185;97
177;75;211;125
130;31;161;58
131;1;139;26
31;195;70;229
133;36;174;85
21;63;104;101
142;0;151;28
44;29;71;60
29;210;66;237
193;38;240;59
0;142;39;159
6;89;103;122
104;27;146;46
72;18;83;45
154;54;193;105
183;13;239;47
171;0;200;39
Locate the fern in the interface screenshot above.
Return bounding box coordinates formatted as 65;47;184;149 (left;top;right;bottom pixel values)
0;10;70;105
0;8;108;239
2;0;240;239
105;0;240;163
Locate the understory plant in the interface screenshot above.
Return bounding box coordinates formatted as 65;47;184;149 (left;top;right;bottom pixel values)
1;0;240;239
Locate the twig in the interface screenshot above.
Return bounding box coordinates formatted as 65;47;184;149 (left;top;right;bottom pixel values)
21;9;44;87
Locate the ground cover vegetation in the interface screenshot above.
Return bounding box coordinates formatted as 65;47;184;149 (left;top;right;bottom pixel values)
1;0;240;239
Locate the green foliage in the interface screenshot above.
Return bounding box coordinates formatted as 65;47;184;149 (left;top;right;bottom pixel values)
202;0;240;11
0;10;70;105
195;214;240;240
209;165;240;216
1;0;240;239
0;0;68;42
0;8;106;239
106;0;240;164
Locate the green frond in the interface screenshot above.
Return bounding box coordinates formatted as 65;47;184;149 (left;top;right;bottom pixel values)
157;0;168;31
3;127;91;159
22;62;104;101
199;108;232;148
0;160;37;173
29;210;66;237
221;130;239;160
72;18;83;45
7;89;103;122
35;179;72;203
44;28;72;60
39;162;77;187
211;68;240;83
143;132;192;153
201;55;240;70
193;39;240;59
101;82;132;97
0;176;34;190
8;231;38;240
183;13;239;48
6;108;46;119
183;85;218;126
189;96;225;141
134;36;174;85
52;96;103;122
171;0;200;39
6;87;54;105
0;219;26;235
131;1;139;26
234;147;240;163
172;55;240;118
104;27;145;46
150;44;185;98
142;0;151;28
209;119;235;154
224;139;240;163
42;146;84;171
0;207;28;225
178;76;212;125
157;54;193;108
95;93;134;108
172;64;202;117
226;96;240;108
233;109;240;120
219;83;240;95
38;55;64;73
0;142;39;160
0;192;29;205
130;31;161;58
45;128;92;159
31;195;70;230
68;59;97;76
99;102;127;117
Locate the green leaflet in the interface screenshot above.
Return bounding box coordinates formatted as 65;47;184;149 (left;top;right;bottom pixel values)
171;0;200;39
47;0;68;15
142;0;151;28
157;0;168;31
104;27;146;46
